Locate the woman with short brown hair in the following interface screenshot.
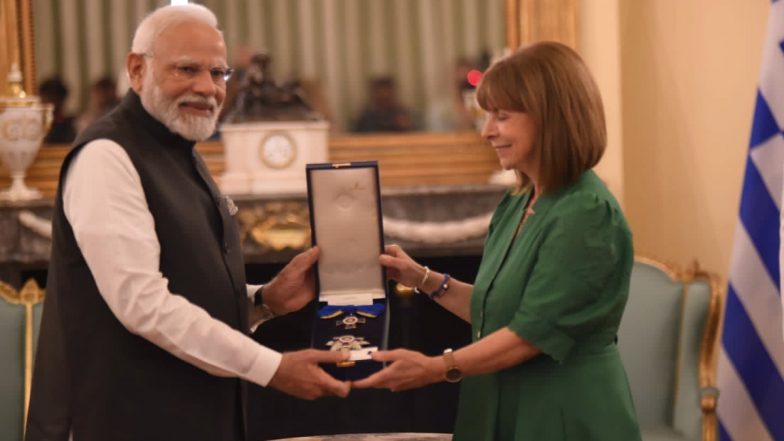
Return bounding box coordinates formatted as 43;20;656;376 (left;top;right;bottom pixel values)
355;41;641;441
476;41;607;194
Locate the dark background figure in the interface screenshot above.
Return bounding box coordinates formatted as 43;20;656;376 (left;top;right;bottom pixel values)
38;76;77;144
446;58;478;131
353;77;415;133
76;76;120;133
219;44;255;122
223;52;322;123
426;53;492;132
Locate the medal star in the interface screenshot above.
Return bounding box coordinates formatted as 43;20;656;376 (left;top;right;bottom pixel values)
326;335;370;351
336;314;366;329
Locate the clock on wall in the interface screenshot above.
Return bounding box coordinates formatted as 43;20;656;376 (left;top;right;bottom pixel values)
220;120;329;195
259;132;297;169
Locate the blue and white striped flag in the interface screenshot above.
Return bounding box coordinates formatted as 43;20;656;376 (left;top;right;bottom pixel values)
717;1;784;440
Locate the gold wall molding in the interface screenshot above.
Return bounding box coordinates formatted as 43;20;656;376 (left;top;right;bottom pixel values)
18;0;35;94
508;0;578;49
0;0;21;94
0;0;35;95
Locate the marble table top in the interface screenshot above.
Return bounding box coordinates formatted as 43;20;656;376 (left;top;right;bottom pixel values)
270;434;451;441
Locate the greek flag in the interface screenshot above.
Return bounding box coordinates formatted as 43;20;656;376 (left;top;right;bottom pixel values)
717;1;784;440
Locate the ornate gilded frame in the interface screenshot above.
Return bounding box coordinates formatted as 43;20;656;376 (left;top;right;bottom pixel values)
0;0;36;94
0;278;45;434
635;256;723;441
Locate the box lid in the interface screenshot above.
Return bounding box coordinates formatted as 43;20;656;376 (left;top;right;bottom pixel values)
307;162;386;306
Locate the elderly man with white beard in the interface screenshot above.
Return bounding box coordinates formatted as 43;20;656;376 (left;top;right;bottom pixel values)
25;4;350;441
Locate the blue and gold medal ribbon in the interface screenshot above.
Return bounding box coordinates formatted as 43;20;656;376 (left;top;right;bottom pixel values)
318;303;385;319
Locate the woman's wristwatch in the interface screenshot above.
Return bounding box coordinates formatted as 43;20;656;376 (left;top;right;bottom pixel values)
442;348;463;383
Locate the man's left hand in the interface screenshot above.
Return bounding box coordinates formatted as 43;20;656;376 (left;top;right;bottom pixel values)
263;246;320;315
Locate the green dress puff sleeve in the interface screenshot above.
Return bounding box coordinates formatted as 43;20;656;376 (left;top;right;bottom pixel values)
507;191;631;362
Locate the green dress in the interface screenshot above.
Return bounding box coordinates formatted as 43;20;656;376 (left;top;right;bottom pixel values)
453;171;641;441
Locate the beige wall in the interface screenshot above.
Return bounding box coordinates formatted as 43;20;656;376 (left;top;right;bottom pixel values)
603;0;768;278
579;0;623;204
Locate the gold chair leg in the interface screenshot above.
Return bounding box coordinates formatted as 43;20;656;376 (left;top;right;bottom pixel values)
24;301;33;432
19;279;45;436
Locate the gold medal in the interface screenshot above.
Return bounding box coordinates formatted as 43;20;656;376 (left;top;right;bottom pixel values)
326;335;370;351
336;314;366;329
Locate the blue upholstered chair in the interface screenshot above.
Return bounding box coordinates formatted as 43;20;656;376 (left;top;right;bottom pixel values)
619;258;722;441
0;279;45;441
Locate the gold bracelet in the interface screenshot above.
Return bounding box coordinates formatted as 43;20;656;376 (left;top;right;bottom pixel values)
417;266;431;290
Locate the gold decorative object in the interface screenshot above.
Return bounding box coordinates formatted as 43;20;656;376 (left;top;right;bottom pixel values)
0;63;52;201
507;0;578;49
394;282;415;298
237;201;311;251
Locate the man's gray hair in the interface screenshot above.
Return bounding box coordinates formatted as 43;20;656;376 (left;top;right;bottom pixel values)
131;3;220;55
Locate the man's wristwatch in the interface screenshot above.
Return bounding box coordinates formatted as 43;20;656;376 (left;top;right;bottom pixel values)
253;285;275;321
442;348;463;383
253;284;265;306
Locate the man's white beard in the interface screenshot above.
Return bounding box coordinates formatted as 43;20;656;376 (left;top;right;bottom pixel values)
139;69;221;142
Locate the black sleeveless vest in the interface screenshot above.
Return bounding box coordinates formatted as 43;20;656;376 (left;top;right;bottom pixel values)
27;91;249;441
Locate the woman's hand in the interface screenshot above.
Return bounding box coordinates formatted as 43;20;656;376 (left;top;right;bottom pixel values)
379;244;428;288
352;349;443;392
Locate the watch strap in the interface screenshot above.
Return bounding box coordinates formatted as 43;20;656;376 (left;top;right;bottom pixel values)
442;348;462;383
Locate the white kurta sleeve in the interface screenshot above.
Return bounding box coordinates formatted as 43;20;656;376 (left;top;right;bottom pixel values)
63;139;282;386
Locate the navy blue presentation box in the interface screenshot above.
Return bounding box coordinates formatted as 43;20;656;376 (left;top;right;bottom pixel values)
306;161;389;381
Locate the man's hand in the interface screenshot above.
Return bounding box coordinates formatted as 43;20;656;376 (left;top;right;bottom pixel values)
352;349;442;392
263;246;319;315
268;349;351;399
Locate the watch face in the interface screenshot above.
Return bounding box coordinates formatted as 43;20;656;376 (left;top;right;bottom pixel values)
443;348;462;383
445;367;463;383
260;133;296;169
